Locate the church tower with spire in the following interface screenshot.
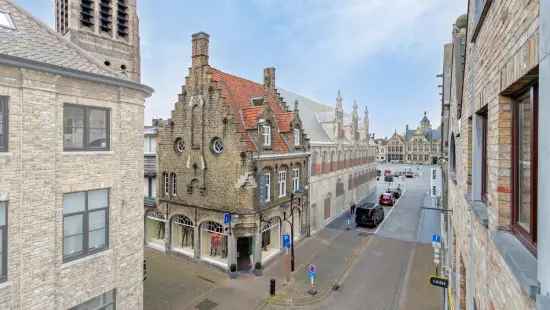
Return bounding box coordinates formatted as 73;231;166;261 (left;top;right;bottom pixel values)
351;100;359;142
363;105;369;142
54;0;142;82
335;90;344;139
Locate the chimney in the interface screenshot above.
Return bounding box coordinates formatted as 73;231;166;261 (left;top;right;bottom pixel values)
264;67;276;89
192;32;209;67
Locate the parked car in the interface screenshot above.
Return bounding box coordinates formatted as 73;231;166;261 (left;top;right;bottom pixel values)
405;171;414;178
379;192;396;206
384;170;392;177
376;170;381;177
384;175;394;183
355;202;385;228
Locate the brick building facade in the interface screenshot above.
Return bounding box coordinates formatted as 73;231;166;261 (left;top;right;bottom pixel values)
151;33;309;273
278;89;377;234
441;1;541;309
0;0;152;309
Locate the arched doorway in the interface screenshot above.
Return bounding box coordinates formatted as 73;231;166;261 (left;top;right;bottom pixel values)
171;215;194;257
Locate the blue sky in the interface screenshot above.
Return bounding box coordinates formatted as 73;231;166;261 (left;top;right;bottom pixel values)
19;0;465;138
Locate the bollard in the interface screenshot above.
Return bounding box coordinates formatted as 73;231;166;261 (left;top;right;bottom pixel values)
270;278;276;296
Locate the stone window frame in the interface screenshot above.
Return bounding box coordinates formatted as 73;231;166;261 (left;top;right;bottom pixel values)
69;289;116;310
62;189;110;263
292;167;300;193
0;201;6;283
511;83;539;254
63;103;111;152
293;128;301;146
163;172;169;197
170;172;177;197
262;123;272;147
0;96;7;152
278;168;287;198
262;169;272;202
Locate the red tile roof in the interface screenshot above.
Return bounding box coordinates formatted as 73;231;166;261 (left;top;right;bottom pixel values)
210;68;294;153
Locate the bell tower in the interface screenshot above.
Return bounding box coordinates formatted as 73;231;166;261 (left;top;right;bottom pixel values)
55;0;141;82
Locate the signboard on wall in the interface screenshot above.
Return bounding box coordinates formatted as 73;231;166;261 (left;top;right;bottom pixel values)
430;168;442;198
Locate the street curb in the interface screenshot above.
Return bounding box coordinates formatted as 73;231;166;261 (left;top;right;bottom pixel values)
261;236;371;308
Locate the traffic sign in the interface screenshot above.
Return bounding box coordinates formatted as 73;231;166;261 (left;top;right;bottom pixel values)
430;276;449;288
224;213;232;225
282;234;291;249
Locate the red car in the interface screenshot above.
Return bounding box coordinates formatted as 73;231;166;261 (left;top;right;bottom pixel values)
384;170;392;177
379;192;396;206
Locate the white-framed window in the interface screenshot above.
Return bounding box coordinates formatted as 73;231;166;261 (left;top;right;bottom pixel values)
163;172;169;196
63;189;109;262
292;168;300;192
144;135;156;154
170;173;177;196
294;128;301;146
264;172;271;202
0;202;6;282
278;169;287;198
262;124;272;147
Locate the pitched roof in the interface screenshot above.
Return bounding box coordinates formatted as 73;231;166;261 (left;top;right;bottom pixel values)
209;68;294;153
0;0;126;80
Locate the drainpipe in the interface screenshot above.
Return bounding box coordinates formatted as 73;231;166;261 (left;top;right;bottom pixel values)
538;1;550;308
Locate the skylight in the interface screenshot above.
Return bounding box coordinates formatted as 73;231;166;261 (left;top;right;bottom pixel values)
0;11;15;30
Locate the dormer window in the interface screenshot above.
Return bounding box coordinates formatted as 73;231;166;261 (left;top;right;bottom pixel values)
294;128;301;146
261;124;271;147
251;97;264;106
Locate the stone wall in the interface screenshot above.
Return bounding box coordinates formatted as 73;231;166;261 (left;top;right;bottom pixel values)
0;64;146;309
447;0;539;309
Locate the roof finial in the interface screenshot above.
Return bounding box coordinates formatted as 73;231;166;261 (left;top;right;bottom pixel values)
294;100;299;112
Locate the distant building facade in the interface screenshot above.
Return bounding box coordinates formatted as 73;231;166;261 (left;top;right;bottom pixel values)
0;0;152;309
152;33;309;272
278;90;377;234
376;113;440;164
144;123;158;209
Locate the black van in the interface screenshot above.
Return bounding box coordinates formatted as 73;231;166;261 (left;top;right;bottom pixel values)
355;202;385;228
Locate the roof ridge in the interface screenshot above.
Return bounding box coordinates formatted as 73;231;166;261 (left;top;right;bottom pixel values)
4;0;126;80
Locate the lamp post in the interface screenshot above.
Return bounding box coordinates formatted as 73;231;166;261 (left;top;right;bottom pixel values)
283;191;302;272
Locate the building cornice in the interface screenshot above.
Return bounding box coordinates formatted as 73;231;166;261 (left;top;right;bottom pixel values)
0;54;154;96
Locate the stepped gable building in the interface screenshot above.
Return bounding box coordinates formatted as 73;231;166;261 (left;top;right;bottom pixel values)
0;0;152;309
441;2;546;309
152;33;309;272
278;89;377;234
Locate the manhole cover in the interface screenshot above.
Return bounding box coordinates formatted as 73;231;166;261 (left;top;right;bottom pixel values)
195;299;218;310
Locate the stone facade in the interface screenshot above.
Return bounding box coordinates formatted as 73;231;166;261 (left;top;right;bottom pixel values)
441;1;540;309
377;113;441;164
55;0;141;82
278;89;377;234
0;1;152;309
152;33;309;272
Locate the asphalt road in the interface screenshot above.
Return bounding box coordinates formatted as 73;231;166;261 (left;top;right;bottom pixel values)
310;163;443;310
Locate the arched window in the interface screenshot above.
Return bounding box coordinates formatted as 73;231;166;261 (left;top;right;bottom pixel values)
163;172;169;196
311;151;318;176
170;172;177;196
191;105;201;147
322;151;328;173
172;215;194;251
201;221;227;260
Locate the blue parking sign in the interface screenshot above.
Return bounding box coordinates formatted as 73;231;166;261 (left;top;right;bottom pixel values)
224;213;231;225
282;234;291;249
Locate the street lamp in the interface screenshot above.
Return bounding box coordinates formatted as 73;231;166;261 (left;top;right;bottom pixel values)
283;191;302;272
